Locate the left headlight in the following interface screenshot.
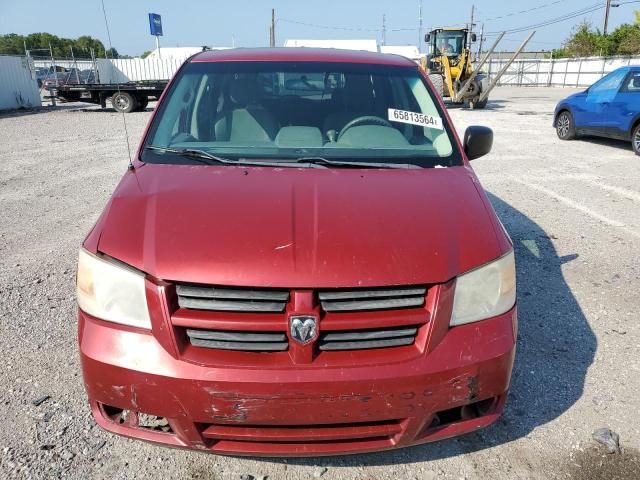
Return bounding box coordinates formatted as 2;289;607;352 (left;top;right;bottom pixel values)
76;249;151;329
450;250;516;326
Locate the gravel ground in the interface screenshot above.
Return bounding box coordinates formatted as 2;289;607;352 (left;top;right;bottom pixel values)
0;87;639;479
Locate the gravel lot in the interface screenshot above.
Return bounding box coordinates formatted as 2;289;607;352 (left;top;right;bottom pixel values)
1;87;639;479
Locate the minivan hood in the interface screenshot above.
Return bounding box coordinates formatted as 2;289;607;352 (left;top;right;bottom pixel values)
94;164;505;288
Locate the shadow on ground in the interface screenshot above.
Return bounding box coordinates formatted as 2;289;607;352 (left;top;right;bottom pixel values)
579;135;635;154
445;99;509;111
263;193;597;468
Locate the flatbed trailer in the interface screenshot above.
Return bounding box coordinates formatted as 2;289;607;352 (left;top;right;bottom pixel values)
55;81;168;113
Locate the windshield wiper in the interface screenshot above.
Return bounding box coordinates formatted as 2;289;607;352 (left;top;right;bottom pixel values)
293;156;421;169
145;146;239;165
145;146;327;168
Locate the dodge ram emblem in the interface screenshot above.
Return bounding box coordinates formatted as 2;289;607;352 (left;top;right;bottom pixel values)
290;316;317;345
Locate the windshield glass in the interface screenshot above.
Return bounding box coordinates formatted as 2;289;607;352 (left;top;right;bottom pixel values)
434;32;465;56
142;61;461;167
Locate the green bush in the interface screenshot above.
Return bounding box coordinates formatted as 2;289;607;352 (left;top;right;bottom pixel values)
551;11;640;58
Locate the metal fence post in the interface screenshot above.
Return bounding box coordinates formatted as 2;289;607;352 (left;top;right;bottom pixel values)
576;58;583;87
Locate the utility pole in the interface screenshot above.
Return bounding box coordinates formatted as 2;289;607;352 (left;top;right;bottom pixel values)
469;4;475;38
270;9;276;47
603;0;612;35
478;23;485;60
382;14;387;46
418;0;423;53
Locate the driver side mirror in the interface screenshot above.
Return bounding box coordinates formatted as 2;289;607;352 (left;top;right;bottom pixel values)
464;126;493;160
425;34;431;43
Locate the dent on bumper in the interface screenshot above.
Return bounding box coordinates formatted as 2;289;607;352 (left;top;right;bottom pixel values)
79;308;517;456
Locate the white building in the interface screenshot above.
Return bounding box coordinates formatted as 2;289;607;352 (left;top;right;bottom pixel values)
381;45;421;61
144;46;230;61
284;39;379;53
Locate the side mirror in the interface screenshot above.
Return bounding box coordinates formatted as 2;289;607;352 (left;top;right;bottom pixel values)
425;34;431;43
471;33;477;42
464;126;493;160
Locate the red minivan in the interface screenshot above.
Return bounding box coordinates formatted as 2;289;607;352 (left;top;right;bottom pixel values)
77;48;516;456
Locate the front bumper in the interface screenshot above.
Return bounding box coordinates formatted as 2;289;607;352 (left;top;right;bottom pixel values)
79;304;516;457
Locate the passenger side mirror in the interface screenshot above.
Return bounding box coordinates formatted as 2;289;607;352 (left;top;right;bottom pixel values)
425;34;431;43
464;126;493;160
471;33;477;42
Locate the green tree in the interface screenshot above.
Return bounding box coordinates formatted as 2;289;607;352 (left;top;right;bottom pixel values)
105;47;119;58
0;33;107;58
552;11;640;58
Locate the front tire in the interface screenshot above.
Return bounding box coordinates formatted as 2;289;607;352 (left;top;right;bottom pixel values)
556;110;576;140
632;124;640;156
468;97;488;110
111;92;135;113
428;74;446;98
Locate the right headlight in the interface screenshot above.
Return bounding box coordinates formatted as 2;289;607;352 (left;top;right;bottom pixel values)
450;250;516;326
76;249;151;329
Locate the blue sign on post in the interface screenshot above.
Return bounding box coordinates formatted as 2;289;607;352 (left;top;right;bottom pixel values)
149;13;163;36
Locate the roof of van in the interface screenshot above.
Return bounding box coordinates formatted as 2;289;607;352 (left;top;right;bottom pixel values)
190;47;416;67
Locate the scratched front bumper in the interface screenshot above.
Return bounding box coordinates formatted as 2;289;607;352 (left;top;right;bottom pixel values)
79;308;516;456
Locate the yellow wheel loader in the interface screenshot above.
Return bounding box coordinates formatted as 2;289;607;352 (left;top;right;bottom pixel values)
422;28;535;110
422;28;488;109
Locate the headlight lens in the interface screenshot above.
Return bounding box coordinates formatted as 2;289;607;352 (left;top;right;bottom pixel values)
450;250;516;326
76;249;151;329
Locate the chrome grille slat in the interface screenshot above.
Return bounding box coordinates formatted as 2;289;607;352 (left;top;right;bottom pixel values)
321;296;425;312
176;284;289;312
179;297;286;312
318;288;426;300
186;329;286;343
177;285;289;301
321;327;417;342
319;336;415;351
187;329;288;352
319;326;418;351
318;286;426;312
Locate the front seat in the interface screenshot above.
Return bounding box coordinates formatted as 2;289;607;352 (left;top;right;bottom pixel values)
214;77;279;143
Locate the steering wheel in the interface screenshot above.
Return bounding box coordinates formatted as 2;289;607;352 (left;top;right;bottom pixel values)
338;116;393;141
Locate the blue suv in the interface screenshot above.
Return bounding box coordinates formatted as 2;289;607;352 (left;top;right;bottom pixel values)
554;66;640;155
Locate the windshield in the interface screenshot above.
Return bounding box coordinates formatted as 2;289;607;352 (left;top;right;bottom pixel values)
142;61;461;167
433;32;465;57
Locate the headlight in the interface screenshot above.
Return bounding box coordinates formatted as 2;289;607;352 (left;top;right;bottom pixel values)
450;251;516;326
76;249;151;329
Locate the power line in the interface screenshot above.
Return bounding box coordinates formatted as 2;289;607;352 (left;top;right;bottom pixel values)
277;18;380;32
485;3;605;35
479;0;567;23
278;1;640;39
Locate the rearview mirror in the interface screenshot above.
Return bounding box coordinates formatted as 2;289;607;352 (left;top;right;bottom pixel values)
425;34;431;43
464;126;493;160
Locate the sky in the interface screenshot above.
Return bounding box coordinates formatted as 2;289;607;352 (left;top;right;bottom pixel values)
1;0;639;56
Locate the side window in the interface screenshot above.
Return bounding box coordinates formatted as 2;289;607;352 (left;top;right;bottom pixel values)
621;72;640;93
589;70;627;95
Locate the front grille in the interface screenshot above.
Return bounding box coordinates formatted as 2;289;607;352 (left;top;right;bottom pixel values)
318;286;426;312
176;284;289;313
319;326;418;351
186;328;288;352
